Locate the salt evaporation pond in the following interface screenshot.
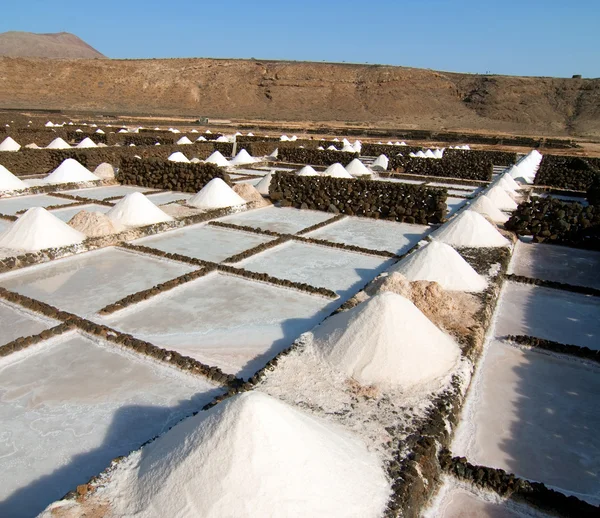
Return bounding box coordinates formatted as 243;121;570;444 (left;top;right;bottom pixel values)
0;299;57;345
105;272;333;378
0;218;10;234
495;282;600;349
134;224;275;263
510;241;600;290
145;191;191;205
0;247;194;317
57;185;154;201
306;217;429;254
232;177;262;187
217;206;335;234
446;197;468;216
47;203;112;222
239;241;392;299
0;194;74;215
452;339;600;506
0;331;222;518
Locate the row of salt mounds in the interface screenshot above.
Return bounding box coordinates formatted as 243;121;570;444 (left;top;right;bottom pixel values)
392;241;487;292
371;154;388;171
432;210;510;248
468;195;509;223
312;292;461;390
176;136;193;145
507;150;542;184
106;391;389;518
229;149;257;166
0;164;28;191
323;163;353;178
297;165;319;176
168;151;190;163
0;207;85;251
43;159;100;184
205;150;229;167
46;137;71;149
345;158;372;177
485;185;518;211
107;192;173;227
188;178;246;209
75;137;97;149
0;136;21;151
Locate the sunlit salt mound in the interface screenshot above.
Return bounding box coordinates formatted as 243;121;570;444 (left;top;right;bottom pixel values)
297;165;319;176
205;150;229;167
107;192;173;227
0;136;21;151
432;210;510;248
230;149;256;166
255;172;273;195
94;162;116;180
323;163;353;178
469;195;509;223
345;158;372;177
46;137;71;149
0;165;28;191
109;391;389;518
372;154;388;170
497;174;519;192
176;136;193;145
0;207;85;251
392;241;487;292
44;159;100;184
68;210;125;237
188;178;246;209
75;137;97;149
486;185;518;210
313;292;461;389
168;151;190;163
341;144;356;153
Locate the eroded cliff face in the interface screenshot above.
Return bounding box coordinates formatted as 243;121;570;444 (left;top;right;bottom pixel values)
1;57;598;136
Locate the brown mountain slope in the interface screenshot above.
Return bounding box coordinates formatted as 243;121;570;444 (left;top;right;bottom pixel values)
0;32;105;59
0;57;598;136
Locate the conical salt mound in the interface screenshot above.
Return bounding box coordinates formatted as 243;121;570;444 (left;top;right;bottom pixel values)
469;195;509;223
188;178;246;209
230;149;256;165
0;164;28;191
168;151;190;163
341;144;356;153
107;391;389;518
0;207;85;251
424;149;436;158
107;192;173;227
297;165;319;176
0;136;21;151
345;158;372;177
75;137;97;149
372;154;388;170
392;241;487;292
44;158;100;184
497;174;519;192
176;136;193;145
94;162;116;180
432;210;510;248
205;150;229;167
313;292;461;388
486;185;518;210
323;163;353;178
255;172;273;195
46;138;71;149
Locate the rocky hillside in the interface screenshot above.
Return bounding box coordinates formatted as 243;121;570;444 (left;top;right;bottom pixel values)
0;32;105;59
0;57;598;136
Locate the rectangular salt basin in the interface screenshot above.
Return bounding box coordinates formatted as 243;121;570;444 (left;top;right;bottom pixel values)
239;241;392;299
217;206;335;234
134;224;275;263
56;185;153;201
0;194;74;215
306;217;429;254
230;168;269;176
452;340;600;505
232;177;262;186
510;241;600;290
47;203;111;222
0;331;222;518
105;272;333;378
0;299;58;346
373;177;425;185
145;191;191;205
0;247;194;317
446;197;468;216
495;282;600;349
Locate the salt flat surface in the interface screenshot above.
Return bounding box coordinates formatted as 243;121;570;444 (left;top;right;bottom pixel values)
0;194;73;215
230;168;268;176
0;299;57;345
446;197;468;216
0;247;194;317
57;185;152;201
0;218;9;233
0;331;222;518
510;241;600;289
145;191;191;205
373;177;425;185
47;203;111;222
217;206;334;234
306;217;429;254
232;177;262;186
240;241;392;299
495;282;600;349
428;182;480;190
106;272;333;378
134;224;275;263
453;339;600;505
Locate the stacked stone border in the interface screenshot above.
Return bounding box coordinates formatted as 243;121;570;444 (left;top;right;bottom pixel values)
0;322;74;357
505;273;600;297
505;335;600;365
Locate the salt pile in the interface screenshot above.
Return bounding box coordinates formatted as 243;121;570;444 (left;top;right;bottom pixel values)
296;165;319;176
269;148;278;158
46;138;71;149
0;136;21;151
323;163;353;178
94;162;116;180
0;207;85;251
392;241;487;292
372;154;389;170
327;145;338;151
75;137;97;149
43;159;100;184
107;391;389;518
280;135;290;141
0;164;28;191
486;185;518;210
68;210;125;237
341;144;356;153
45;121;54;127
95;128;105;134
195;136;207;142
204;150;229;167
345;158;372;177
188;178;246;209
190;157;201;163
424;149;436;158
432;210;510;248
352;140;361;152
233;183;271;208
107;192;173;227
176;136;193;145
230;149;256;166
215;135;229;142
498;173;519;191
168;152;190;163
313;292;461;389
468;195;509;223
255;172;273;195
433;148;444;159
24;143;40;149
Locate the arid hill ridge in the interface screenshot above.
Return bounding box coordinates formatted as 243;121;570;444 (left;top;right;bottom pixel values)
1;57;599;137
0;32;105;59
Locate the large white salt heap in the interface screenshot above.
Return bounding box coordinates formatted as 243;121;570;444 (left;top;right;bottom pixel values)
468;195;509;223
486;185;518;210
508;150;543;184
43;159;100;184
205;150;229;167
297;165;319;176
107;192;173;227
168;151;190;163
46;137;71;149
229;149;256;166
392;241;487;292
345;158;372;177
255;172;273;195
323;163;353;178
176;136;193;145
188;178;246;209
0;165;28;191
75;137;97;149
0;136;21;151
432;210;510;248
0;207;85;251
313;292;461;389
107;391;389;518
94;162;116;180
498;173;519;191
372;154;389;170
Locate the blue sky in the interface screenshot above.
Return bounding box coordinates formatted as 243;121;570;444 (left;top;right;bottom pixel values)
2;0;598;78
